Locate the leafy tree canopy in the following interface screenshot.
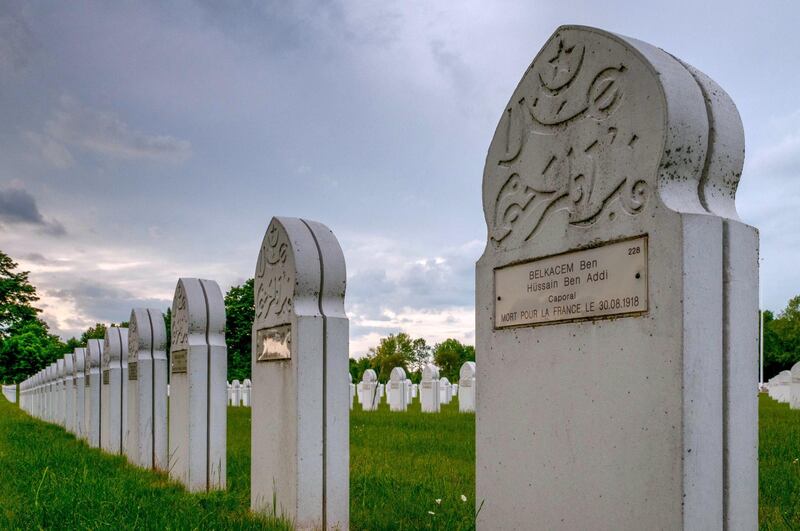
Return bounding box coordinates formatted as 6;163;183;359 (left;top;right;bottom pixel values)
432;338;475;382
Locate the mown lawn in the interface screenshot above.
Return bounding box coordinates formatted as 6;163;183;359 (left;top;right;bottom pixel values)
0;395;474;530
759;393;800;530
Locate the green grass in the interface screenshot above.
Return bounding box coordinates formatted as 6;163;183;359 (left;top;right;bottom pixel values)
7;394;800;529
759;393;800;529
0;396;474;530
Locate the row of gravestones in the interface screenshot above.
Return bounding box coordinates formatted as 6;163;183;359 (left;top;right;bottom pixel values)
1;384;16;403
18;217;348;529
17;25;760;529
350;362;476;413
227;379;252;407
765;367;800;407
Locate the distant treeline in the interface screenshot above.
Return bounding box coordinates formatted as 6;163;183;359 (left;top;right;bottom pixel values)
0;250;474;384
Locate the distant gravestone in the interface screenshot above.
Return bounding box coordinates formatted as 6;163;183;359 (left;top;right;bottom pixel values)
458;362;476;413
420;364;440;413
359;369;379;411
250;217;349;530
56;358;66;426
227;382;232;405
791;363;800;410
242;379;252;407
439;377;452;405
129;308;168;470
102;326;128;454
411;383;418;399
169;278;227;492
405;378;412;404
86;339;104;448
64;353;75;433
349;373;355;410
73;348;87;439
476;25;758;529
388;367;409;412
777;370;792;403
231;380;241;407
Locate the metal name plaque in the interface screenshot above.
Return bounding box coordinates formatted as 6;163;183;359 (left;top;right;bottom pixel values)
102;370;109;385
256;325;291;362
494;235;648;328
128;362;138;381
171;350;187;374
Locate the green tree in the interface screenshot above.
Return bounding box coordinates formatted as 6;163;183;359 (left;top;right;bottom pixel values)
0;251;40;338
366;333;430;382
225;279;254;382
0;320;65;383
433;338;475;382
763;296;800;379
79;323;107;345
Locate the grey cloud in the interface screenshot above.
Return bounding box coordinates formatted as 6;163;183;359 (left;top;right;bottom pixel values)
35;97;191;164
0;187;66;236
50;279;169;329
0;4;36;72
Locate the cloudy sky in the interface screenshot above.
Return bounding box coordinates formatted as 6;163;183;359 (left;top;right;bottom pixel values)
1;1;798;356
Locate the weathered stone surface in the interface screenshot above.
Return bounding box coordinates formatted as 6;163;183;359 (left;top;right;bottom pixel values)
169;278;227;492
420;364;440;413
73;348;86;439
86;339;104;448
250;217;349;530
388;367;408;412
476;25;757;530
458;361;476;413
129;308;168;470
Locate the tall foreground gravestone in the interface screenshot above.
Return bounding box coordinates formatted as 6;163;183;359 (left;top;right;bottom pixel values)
251;217;349;530
129;308;168;470
169;278;227;492
476;26;758;530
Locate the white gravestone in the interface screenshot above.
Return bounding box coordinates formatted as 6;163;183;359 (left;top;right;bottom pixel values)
242;379;252;407
378;383;384;400
250;217;349;530
64;353;75;433
439;377;452;405
458;361;476;413
86;339;103;448
405;378;412;404
73;348;86;440
129;308;168;470
777;370;792;403
359;369;379;411
349;373;355;410
388;367;409;412
56;359;65;426
411;383;418;399
102;326;128;455
231;380;241;407
791;363;800;409
1;384;16;403
355;381;362;404
420;364;440;413
476;25;758;530
49;363;57;423
169;278;227;492
227;382;232;405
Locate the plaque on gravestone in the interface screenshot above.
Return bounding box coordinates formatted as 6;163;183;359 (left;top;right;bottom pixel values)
255;325;291;362
171;350;187;374
128;362;138;381
103;370;109;385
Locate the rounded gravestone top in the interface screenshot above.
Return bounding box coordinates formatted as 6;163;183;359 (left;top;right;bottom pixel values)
362;369;377;383
232;380;241;387
791;363;800;380
57;359;65;378
348;373;352;383
778;370;792;383
482;25;744;255
87;339;103;369
440;377;450;386
390;367;406;382
422;364;439;381
171;278;225;352
64;353;74;376
459;361;476;380
244;379;252;386
103;326;129;364
128;308;151;361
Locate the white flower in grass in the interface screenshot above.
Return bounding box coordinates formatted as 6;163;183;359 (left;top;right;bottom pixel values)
794;458;799;464
461;494;467;502
435;498;442;505
428;511;436;515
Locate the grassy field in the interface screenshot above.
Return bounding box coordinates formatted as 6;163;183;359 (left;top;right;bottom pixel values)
7;395;797;529
759;393;800;529
0;395;474;530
